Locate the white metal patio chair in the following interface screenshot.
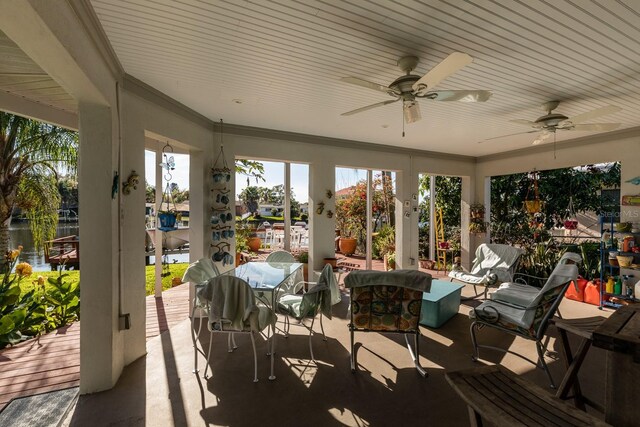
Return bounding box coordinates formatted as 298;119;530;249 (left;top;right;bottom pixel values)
182;257;220;374
277;264;337;360
469;253;581;388
449;243;524;299
197;276;277;382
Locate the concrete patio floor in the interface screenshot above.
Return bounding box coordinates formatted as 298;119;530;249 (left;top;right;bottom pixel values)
62;279;612;427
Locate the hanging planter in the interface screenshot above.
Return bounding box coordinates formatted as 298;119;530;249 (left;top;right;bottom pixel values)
158;211;178;230
562;196;578;230
157;142;179;231
523;171;542;214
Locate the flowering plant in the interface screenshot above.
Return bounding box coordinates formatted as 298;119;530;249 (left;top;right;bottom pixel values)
0;247;46;348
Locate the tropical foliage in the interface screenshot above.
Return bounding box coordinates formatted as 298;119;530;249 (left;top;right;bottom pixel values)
0;112;78;254
335;173;395;255
0;247;80;349
418;175;462;259
490;163;620;241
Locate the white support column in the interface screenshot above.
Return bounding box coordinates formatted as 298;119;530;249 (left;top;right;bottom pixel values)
429;175;436;261
460;176;473;270
284;162;291;251
309;159;335;272
78;102;122;392
484;176;492;242
154;149;163;297
366;170;372;269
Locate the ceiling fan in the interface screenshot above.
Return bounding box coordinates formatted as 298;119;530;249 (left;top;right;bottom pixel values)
340;53;491;126
482;101;622;145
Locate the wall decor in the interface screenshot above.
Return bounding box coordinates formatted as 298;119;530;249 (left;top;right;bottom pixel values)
326;210;333;218
316;201;325;215
122;171;140;195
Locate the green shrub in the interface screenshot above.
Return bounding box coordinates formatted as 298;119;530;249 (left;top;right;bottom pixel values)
372;226;395;259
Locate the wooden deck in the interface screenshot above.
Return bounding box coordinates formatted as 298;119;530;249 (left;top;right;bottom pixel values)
0;255;445;411
0;283;190;411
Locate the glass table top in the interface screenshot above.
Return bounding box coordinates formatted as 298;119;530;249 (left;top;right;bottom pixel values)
225;262;303;290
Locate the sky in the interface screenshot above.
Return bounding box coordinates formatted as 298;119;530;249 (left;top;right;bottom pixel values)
145;150;385;203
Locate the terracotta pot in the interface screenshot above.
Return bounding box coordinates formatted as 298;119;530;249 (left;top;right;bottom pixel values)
247;237;261;252
339;237;357;255
323;257;338;268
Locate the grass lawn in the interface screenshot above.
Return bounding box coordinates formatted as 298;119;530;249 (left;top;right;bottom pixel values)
145;262;188;295
18;263;189;297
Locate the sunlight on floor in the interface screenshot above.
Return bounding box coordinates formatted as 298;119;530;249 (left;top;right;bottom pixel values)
281;357;334;387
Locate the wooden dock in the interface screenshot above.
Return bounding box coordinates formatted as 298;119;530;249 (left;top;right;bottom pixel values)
44;235;79;270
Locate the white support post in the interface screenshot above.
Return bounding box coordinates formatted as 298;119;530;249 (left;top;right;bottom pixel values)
366;170;373;269
284;162;291;251
429;175;436;261
154;149;163;297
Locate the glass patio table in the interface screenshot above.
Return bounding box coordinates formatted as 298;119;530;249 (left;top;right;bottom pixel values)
223;261;303;310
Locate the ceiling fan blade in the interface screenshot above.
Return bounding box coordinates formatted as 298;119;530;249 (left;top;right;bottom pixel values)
403;100;422;124
509;119;538;127
532;131;553;145
567;123;621;132
412;52;473;93
425;90;492;102
341;98;399;116
479;129;539;143
563;105;622;125
340;77;398;95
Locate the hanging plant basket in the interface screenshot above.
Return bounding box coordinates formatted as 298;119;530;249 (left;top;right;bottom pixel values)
157;142;179;231
158;212;178;231
562;196;578;230
523;171;542;214
524;200;542;214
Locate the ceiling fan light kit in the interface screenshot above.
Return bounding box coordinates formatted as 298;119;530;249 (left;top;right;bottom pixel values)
340;52;492;134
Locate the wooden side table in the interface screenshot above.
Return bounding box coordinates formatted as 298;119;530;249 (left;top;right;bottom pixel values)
550;316;606;412
593;305;640;427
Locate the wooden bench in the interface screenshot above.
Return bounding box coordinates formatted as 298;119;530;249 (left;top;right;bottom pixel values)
446;365;610;427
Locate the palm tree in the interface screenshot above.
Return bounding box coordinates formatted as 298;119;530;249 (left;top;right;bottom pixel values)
0;112;78;255
239;186;260;215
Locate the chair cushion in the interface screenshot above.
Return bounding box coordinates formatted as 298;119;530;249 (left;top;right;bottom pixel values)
278;293;320;319
448;270;496;285
489;282;539;307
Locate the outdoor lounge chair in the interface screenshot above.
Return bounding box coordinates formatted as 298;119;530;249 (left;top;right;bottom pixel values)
345;270;432;377
469;252;581;388
197;276;276;382
449;243;524;299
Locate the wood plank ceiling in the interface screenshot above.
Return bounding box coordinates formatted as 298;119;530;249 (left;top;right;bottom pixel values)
4;1;640;157
0;31;76;113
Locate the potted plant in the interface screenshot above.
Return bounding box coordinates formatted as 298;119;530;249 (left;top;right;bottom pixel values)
157;209;180;231
339;234;357;255
384;252;396;271
470;203;485;220
297;250;309;281
247;226;262;252
235;223;251;265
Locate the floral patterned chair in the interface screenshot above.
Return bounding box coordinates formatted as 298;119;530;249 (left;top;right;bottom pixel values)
345;270;432;377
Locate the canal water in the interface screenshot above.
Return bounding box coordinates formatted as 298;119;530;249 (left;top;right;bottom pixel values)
9;222;189;271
